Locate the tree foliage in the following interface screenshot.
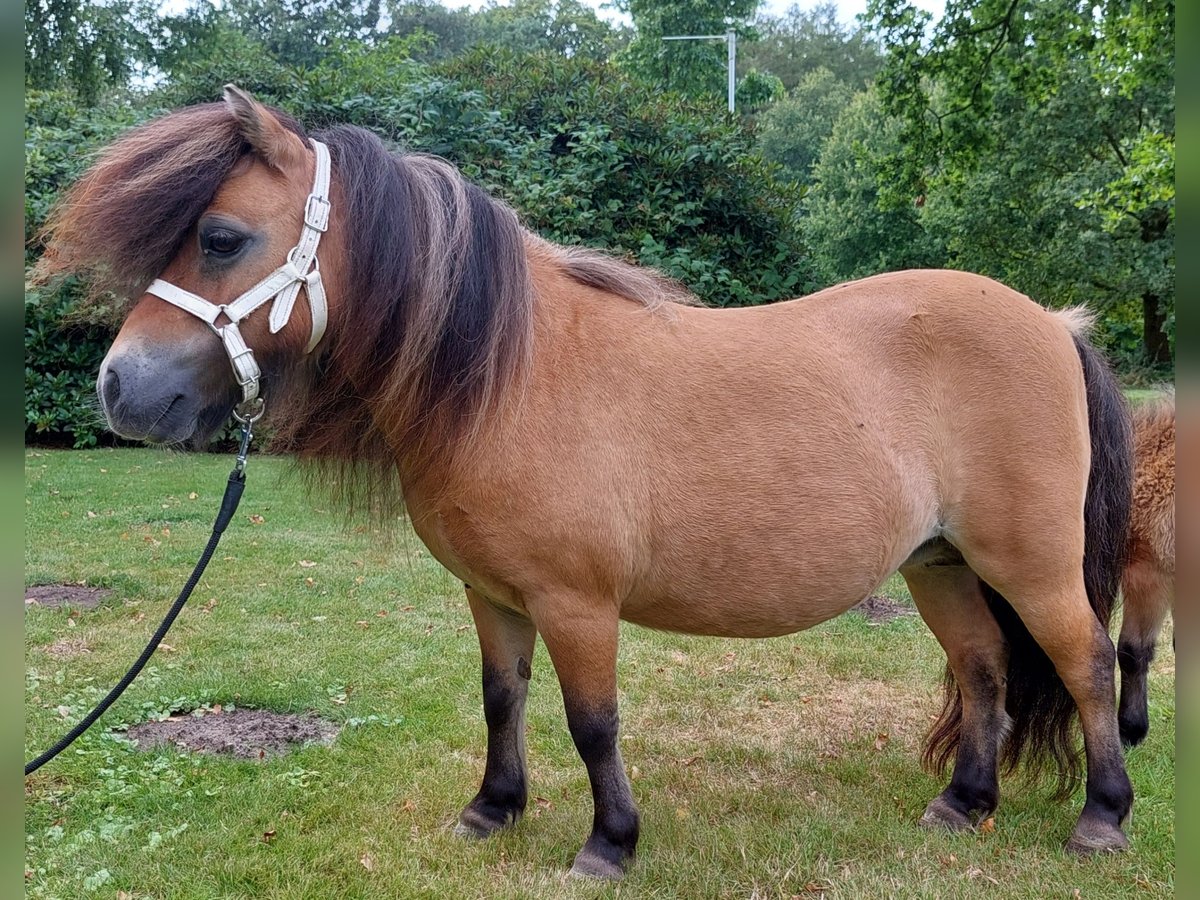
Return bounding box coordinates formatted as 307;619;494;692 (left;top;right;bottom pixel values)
741;2;882;90
868;0;1174;365
25;0;156;103
804;89;945;284
756;66;855;181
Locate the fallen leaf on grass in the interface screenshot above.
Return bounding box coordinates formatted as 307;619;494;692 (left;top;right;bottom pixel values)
360;853;375;871
980;816;996;834
248;514;265;525
298;560;317;568
261;830;276;843
401;799;417;812
873;732;890;751
201;598;218;613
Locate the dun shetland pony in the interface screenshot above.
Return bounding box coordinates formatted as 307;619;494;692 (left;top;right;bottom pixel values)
34;88;1137;877
1117;394;1175;747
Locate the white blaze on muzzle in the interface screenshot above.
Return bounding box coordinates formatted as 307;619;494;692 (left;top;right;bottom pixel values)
145;139;332;412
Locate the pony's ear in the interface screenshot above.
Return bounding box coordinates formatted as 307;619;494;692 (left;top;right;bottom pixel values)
223;84;307;173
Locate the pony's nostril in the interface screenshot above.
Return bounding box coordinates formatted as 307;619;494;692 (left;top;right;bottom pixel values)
102;367;121;408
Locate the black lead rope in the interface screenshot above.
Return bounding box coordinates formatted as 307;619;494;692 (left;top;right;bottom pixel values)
25;417;255;776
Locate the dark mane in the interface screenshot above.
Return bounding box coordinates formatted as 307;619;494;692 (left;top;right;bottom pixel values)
273;125;534;511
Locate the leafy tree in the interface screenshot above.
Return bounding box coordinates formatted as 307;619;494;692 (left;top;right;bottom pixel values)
385;0;478;58
756;66;855;181
25;0;156;103
804;88;945;285
614;0;758;102
384;0;627;61
868;0;1174;365
471;0;628;60
742;2;882;90
156;0;382;72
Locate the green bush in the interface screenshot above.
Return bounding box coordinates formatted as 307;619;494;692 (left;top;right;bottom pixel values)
25;282;112;447
25;90;143;447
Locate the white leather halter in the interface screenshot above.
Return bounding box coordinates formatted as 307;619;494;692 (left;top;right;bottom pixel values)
145;139;332;415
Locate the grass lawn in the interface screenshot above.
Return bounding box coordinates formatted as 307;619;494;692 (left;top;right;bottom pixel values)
25;447;1174;898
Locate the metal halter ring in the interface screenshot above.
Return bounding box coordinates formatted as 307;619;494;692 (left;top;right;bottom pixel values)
233;396;265;425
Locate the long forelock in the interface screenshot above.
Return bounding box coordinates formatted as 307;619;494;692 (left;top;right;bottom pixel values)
34;103;304;300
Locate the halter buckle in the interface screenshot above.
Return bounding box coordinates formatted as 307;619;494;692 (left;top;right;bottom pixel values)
304;195;330;232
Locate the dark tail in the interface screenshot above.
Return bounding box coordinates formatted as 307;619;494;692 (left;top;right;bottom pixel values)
924;330;1133;793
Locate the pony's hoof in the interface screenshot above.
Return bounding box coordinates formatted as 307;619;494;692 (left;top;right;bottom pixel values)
454;805;516;839
1119;715;1149;748
919;795;975;832
1065;819;1130;854
569;847;626;881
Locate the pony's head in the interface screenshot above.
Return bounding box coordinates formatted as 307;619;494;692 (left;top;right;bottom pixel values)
35;87;534;483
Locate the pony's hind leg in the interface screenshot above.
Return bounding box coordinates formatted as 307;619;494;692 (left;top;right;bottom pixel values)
974;568;1133;853
532;598;638;880
902;553;1008;830
1117;547;1173;747
456;587;538;838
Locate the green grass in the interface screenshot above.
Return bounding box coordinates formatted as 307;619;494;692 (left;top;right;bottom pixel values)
25;448;1175;898
1124;387;1169;407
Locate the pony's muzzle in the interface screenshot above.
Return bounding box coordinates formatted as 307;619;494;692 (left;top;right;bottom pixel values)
98;348;227;446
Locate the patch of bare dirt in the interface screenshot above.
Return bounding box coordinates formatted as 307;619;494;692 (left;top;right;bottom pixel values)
25;584;111;610
41;637;91;659
849;594;916;625
124;709;339;759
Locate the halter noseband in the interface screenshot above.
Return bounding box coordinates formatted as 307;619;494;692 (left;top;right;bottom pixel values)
145;139;332;417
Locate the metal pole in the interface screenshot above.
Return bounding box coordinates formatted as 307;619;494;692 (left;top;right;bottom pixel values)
726;30;736;113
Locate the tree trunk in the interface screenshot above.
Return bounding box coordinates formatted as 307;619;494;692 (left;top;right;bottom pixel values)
1139;206;1172;366
1142;292;1171;366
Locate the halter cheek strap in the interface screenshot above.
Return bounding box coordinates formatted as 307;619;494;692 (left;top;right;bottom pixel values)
145;139;332;413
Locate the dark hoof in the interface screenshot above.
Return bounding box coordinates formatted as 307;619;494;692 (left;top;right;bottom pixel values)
569;846;627;881
1119;715;1149;748
454;803;519;839
1066;817;1130;854
919;795;976;832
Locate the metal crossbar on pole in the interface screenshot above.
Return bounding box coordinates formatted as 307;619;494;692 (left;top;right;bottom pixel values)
662;29;737;113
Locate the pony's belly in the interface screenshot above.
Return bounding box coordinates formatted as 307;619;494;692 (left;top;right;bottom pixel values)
618;553;893;638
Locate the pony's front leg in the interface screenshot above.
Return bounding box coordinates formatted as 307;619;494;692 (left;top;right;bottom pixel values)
456;587;537;838
535;600;638;880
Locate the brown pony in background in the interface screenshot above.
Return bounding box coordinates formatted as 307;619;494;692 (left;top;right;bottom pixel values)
1117;394;1175;747
33;88;1139;879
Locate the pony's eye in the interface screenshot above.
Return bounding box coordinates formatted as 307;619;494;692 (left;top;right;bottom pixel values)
201;228;246;258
